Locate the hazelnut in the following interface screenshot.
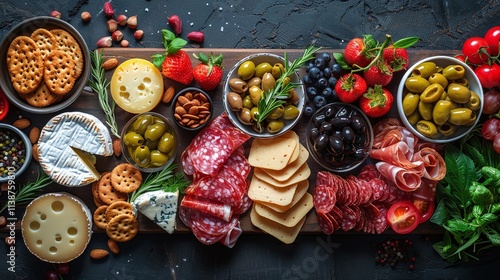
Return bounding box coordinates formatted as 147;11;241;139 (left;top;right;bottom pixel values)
81;11;91;22
127;15;138;29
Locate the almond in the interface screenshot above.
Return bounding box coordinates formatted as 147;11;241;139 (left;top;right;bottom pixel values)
1;182;8;192
29;127;40;144
113;138;122;157
107;239;120;254
102;58;119;70
13;118;30;129
162;86;175;104
32;143;39;162
90;248;109;260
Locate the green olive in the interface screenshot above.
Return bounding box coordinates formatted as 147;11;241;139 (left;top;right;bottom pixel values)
418;100;434;121
227;91;243;111
152;117;165;125
144;140;159;151
432;100;452;126
405;76;430;93
229;78;249;94
282;76;291;87
283;104;300;120
420;83;444;103
402;93;420;116
466;91;481;111
249;86;263;105
132;115;153;135
416;120;438;138
247;77;262;88
438;123;456;136
254;62;272;78
149;150;169;167
124;131;144;147
407;110;421;125
412;61;437;78
440;90;448;100
261;72;276;92
237;108;253;125
133;145;151;167
428;73;449;88
452;77;469;88
250;107;260;122
144;123;166;142
272;63;285;79
242;95;253;109
289;89;300;105
449;108;476;126
267;105;284;120
157;132;175;154
267;120;285;134
447;83;471;104
237;60;255;80
442;65;465;80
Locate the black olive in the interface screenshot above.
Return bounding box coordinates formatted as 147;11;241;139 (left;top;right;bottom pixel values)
355;134;367;147
313;114;326;127
333;153;345;163
342;126;355;143
310;127;320;141
344;143;354;154
324;106;337;119
335;106;350;117
355;148;368;159
314;133;329;151
320;122;333;134
332;129;342;138
351;115;366;133
331;116;350;127
328;135;344;154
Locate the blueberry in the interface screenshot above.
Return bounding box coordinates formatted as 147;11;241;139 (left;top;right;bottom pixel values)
331;64;342;76
315;77;328;89
323;67;332;78
321;52;332;63
328;76;338;87
302;75;313;85
304;105;315;116
313;95;327;108
308;67;321;79
314;57;326;69
322;87;333;99
306;86;318;99
306;62;315;71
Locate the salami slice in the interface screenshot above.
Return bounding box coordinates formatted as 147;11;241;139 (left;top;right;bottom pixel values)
190;223;225;245
368;178;388;202
181;150;195;176
184;175;243;207
340;205;358;231
225;151;251;179
181;194;233;222
354;207;366;232
233;192;252;215
188;127;234;177
373;205;389;234
411;178;437;202
208;113;250;149
194;211;240;236
219;221;242;248
220;164;248;194
376;161;421;192
357;164;379;181
313;184;336;214
317;211;335;234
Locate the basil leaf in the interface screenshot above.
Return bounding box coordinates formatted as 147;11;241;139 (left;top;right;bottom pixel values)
451;233;480;256
484;230;500;246
333;52;351;70
168;38;187;54
430;199;450;225
393;36;419;48
151;54;165;69
445;218;474;233
444;144;475;207
433;240;460;263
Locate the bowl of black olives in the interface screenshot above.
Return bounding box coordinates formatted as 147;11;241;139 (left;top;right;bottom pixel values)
397;56;483;143
306;103;373;173
121;112;177;172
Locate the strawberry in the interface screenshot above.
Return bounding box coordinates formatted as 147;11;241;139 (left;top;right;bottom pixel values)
382;45;409;72
334;73;367;103
192;52;223;91
152;29;193;85
343;35;377;68
359;85;393;118
363;60;393;87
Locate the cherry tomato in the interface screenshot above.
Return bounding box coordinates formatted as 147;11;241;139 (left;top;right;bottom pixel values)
474;63;500;88
483;90;500;114
413;199;435;224
0;89;9;121
494;133;500;155
386;200;421;234
481;118;500;140
462;37;490;64
454;54;466;63
484;26;500;56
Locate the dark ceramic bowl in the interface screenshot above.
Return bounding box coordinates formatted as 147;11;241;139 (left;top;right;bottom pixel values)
0;123;32;183
172;87;213;132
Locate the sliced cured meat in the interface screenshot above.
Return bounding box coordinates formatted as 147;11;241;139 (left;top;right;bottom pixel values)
208;113;250;149
188;127;234;177
185;176;243;207
373;205;388;234
224;151;251;180
358;164;379;181
194;211;240;236
219;221;242;248
376;161;421;192
368;178;389;202
354;207;366;231
370;142;421;169
219;165;247;194
313;184;336;213
340;205;358;231
316;171;335;188
411;178;437;201
373;128;403;149
357;178;373;205
412;147;446;181
317;211;335;234
233;192;252;215
181;150;195;176
181;195;233;222
372;118;402;137
345;175;359;206
190;223;225;245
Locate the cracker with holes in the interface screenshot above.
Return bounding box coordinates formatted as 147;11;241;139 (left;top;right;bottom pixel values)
248;137;297;170
110;163;142;193
106;214;139;242
98;173;128;205
93;205;109;230
6;36;44;94
30;28;57;59
250;204;306;244
105;201;135;222
23;82;63;107
50;28;84;78
43;50;76;95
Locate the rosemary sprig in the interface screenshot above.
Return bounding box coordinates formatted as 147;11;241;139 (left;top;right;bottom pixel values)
256;45;321;131
88;50;120;138
128;163;178;202
161;172;190;194
0;171;52;213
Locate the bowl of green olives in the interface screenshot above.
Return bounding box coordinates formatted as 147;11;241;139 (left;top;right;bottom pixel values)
397;56;483;143
121;112;177;172
0;123;32;183
306;103;373;173
223;53;304;138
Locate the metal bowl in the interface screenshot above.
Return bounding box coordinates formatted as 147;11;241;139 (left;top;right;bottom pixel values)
0;16;90;114
0;123;33;183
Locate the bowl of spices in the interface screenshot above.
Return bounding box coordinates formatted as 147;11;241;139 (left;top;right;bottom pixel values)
0;123;32;183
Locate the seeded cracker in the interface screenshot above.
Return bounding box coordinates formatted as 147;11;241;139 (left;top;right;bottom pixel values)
50;28;84;78
110;163;142;193
6;36;44;94
23;82;63;107
43;50;76;95
93;205;109;230
105;201;134;222
98;173;128;205
106;214;139;242
30;28;57;59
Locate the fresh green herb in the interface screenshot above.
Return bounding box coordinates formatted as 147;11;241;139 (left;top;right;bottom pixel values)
431;131;500;263
88;50;120;138
256;45;320;131
1;171;52;213
128;163;178;202
161;172;190;194
151;29;187;69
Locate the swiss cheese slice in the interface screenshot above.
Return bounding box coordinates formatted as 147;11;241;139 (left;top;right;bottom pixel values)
38;112;113;187
21;192;92;263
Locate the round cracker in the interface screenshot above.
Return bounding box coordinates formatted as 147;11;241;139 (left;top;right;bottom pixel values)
30;28;57;59
50;28;84;78
93;205;109;230
23;82;62;107
43;50;76;95
105;201;134;222
110;163;143;193
6;36;44;94
98;173;128;205
106;214;139;242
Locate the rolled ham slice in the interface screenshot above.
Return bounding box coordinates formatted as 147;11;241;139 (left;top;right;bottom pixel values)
375;161;421;192
370;141;422;170
412;147;446;181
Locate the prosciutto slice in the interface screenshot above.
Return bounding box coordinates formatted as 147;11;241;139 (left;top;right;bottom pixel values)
375;161;421;192
412;147;446;181
370;141;422;169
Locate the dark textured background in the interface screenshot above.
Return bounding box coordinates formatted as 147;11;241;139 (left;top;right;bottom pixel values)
1;0;500;279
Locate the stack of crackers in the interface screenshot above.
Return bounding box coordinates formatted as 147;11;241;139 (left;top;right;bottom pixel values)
6;28;84;107
92;163;142;243
247;131;313;244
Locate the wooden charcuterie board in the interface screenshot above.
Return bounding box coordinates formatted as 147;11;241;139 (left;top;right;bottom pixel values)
2;48;457;234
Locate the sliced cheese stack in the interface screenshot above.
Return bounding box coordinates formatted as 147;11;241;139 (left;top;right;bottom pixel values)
247;131;313;244
38;112;113;187
132;190;179;234
21;192;92;263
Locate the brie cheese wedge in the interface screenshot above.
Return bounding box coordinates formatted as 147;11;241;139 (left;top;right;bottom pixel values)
133;190;179;234
38;112;113;187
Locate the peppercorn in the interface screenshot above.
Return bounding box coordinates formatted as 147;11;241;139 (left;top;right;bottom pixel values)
0;129;27;178
374;238;418;271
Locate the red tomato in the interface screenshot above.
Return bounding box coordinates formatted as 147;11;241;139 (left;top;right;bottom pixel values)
454;54;466;63
462;37;490;64
474;63;500;88
0;89;9;121
484;26;500;56
386;200;421;234
413;199;435;224
482;118;500;141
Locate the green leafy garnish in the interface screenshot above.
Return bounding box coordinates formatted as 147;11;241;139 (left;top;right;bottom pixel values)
1;171;52;213
151;29;187;69
89;50;120;138
161;172;190;194
128;163;179;202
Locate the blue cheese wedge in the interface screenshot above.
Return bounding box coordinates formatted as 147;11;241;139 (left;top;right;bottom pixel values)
38;112;113;187
133;190;179;234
